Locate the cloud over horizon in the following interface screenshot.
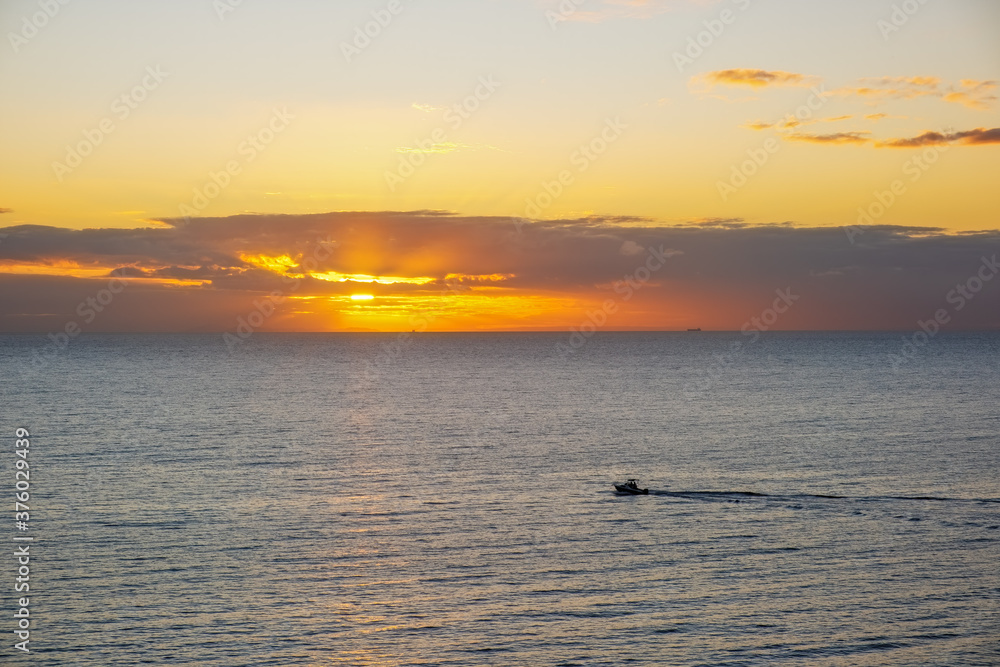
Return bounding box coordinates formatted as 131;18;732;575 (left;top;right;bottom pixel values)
1;212;998;333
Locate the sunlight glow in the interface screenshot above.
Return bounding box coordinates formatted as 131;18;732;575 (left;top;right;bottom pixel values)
312;272;436;285
0;261;205;286
238;254;436;286
0;261;114;279
239;253;299;273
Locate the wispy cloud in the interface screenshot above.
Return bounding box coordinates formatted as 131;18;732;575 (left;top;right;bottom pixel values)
723;71;998;148
697;69;820;89
832;76;997;109
877;127;1000;148
716;72;996;124
864;113;908;122
743;115;852;131
943;80;999;110
786;131;872;145
783;127;1000;148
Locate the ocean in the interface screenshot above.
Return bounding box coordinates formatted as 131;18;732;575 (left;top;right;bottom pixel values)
1;332;998;665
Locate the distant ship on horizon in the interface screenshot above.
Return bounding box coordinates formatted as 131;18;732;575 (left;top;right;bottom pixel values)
686;328;702;332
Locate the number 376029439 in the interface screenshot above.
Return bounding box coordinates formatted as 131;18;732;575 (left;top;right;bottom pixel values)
16;428;30;521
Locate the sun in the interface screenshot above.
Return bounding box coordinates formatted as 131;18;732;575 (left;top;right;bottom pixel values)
350;294;375;301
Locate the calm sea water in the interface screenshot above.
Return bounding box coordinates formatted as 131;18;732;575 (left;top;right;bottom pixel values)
1;332;998;666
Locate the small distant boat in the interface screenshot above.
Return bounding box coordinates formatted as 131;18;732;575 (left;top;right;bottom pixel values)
687;328;702;332
614;479;649;495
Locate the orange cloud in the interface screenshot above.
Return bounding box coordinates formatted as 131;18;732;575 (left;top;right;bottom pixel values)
877;127;1000;148
699;69;817;88
959;127;1000;144
767;114;853;131
943;80;998;110
713;72;994;113
783;126;1000;148
832;76;996;109
876;75;940;88
786;131;871;145
876;131;953;148
3;214;1000;333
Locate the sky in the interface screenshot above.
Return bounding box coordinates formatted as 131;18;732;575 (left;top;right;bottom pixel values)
1;0;998;332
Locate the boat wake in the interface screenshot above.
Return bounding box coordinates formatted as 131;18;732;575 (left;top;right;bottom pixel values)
636;490;1000;504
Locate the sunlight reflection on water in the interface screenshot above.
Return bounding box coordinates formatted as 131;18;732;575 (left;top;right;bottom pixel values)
1;332;998;665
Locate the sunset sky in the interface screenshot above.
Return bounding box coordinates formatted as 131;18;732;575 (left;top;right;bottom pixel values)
1;0;999;332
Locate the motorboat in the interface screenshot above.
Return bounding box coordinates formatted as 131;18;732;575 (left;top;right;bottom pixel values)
614;479;649;494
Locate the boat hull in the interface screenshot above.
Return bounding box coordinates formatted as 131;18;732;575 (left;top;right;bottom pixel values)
614;484;649;495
